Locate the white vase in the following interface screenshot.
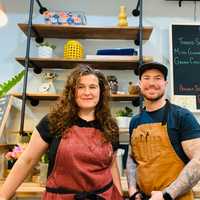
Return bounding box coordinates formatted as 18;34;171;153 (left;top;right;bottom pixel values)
38;46;53;58
116;116;131;128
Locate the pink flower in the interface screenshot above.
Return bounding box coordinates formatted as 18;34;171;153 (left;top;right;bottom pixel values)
5;145;25;160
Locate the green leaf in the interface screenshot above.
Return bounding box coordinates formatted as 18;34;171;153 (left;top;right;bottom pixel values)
116;106;133;117
0;70;25;98
41;153;49;163
36;41;56;49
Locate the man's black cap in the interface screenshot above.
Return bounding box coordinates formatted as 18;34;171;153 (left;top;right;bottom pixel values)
139;62;168;80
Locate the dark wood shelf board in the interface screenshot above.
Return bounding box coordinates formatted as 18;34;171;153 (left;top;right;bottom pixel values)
12;93;59;101
110;94;139;101
11;93;139;102
16;57;153;70
0;144;16;151
18;23;153;40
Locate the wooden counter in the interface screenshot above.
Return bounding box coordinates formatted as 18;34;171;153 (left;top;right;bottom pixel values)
15;182;44;198
1;178;200;199
0;178;128;199
0;182;44;199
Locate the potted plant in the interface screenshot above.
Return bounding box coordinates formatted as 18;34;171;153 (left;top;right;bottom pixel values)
116;106;133;128
37;41;56;58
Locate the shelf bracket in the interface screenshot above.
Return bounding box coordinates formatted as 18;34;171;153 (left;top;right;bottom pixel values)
29;61;42;74
35;0;48;15
19;0;48;136
27;96;40;106
134;62;140;75
134;31;140;46
33;0;48;43
132;0;144;111
132;96;140;107
31;26;44;43
19;0;35;136
132;0;140;16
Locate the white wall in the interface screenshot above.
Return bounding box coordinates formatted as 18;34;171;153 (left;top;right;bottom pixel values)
1;0;200;134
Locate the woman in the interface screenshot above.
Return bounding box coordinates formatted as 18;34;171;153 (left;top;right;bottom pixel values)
0;65;123;200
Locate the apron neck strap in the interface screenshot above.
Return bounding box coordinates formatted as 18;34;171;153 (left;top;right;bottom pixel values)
162;99;170;125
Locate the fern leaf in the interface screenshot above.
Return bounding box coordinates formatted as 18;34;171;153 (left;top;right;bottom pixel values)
0;70;25;98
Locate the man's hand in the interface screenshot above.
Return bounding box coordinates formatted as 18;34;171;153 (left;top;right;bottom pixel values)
149;191;164;200
129;191;143;200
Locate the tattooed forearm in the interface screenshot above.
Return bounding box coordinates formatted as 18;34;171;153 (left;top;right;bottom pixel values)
163;157;200;199
126;154;137;189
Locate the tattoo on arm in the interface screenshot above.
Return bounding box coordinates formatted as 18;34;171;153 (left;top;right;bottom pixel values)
126;154;137;189
164;157;200;199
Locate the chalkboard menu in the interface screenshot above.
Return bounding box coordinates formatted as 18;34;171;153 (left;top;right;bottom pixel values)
171;24;200;95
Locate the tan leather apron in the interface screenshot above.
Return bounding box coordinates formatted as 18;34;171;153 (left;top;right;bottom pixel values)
131;101;193;200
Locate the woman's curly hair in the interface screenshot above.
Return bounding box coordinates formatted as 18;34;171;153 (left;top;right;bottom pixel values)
48;64;119;147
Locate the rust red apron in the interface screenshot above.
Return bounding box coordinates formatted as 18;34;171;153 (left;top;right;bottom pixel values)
42;125;123;200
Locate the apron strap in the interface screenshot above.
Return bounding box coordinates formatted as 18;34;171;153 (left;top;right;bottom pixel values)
47;134;62;177
162;99;170;125
46;180;113;200
142;99;170;126
74;191;105;200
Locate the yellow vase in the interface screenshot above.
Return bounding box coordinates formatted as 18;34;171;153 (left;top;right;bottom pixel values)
64;40;84;59
118;6;128;27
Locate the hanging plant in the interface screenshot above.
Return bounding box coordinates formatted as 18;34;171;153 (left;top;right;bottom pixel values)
0;70;25;98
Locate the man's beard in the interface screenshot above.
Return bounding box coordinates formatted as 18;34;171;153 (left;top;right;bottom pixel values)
142;91;165;102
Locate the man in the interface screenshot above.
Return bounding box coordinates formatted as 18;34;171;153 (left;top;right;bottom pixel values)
126;62;200;200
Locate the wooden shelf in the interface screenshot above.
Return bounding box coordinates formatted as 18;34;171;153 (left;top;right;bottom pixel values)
0;182;44;198
0;144;16;151
0;144;16;148
111;94;139;101
16;56;153;70
11;93;139;102
18;23;153;40
12;93;59;101
119;128;129;133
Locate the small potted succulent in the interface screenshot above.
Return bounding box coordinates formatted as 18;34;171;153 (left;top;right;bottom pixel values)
37;42;56;58
116;106;133;128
